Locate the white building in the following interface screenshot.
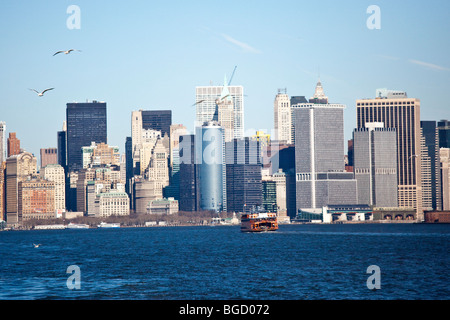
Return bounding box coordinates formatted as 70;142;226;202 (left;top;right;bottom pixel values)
94;191;130;217
195;76;244;140
273;90;292;144
40;164;65;211
146;197;178;215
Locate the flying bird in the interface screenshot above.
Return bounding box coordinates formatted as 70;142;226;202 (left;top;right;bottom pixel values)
29;88;54;97
191;99;205;107
53;49;81;56
33;244;41;248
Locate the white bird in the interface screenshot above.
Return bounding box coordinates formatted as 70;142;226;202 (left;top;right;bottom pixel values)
29;88;54;97
33;244;41;248
53;49;81;56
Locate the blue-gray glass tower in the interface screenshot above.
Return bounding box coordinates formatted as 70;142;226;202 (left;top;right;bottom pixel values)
66;101;107;172
196;121;226;212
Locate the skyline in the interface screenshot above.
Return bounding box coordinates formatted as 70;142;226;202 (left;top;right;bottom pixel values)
1;1;450;161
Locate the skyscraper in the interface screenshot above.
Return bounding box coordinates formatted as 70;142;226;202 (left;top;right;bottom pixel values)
274;89;292;144
353;123;398;207
7;132;20;157
196;121;226;212
57;121;67;169
178;134;200;212
420;121;441;211
225;138;262;213
356;89;422;215
294;81;357;212
195;76;244;140
66;101;107;172
437;120;450;148
0;122;6;164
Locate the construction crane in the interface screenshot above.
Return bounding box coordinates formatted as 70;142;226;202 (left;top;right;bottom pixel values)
228;66;237;86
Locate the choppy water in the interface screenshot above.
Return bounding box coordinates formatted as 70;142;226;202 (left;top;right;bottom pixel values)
0;223;448;300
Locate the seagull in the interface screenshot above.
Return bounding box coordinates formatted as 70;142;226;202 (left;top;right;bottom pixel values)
33;244;41;248
53;49;81;56
29;88;54;97
191;99;205;107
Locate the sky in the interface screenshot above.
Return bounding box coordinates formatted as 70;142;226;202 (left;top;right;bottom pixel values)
1;0;449;164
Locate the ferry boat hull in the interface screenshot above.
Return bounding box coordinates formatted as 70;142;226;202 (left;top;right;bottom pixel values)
241;212;278;232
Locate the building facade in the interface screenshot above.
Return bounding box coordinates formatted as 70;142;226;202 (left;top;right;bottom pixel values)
353;124;398;207
420;121;442;211
66;101;107;172
7;132;20;157
40;164;65;212
18;178;55;221
356;90;422;215
294;81;357;212
274;90;292;144
40;148;58;168
196;122;226;212
195;77;244;140
0;122;6;164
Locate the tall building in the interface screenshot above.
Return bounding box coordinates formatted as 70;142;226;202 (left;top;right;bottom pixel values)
57;121;67;169
196;121;226;212
226;138;262;213
294;80;357;212
131;110;171;173
66;101;107;172
437;120;450;148
353;123;398;207
440;148;450;210
5;152;38;225
0;162;5;221
356;89;422;215
40;164;65;212
274;89;292;144
178;134;200;212
196;76;244;140
0;122;6;164
7;133;20;157
420;121;441;211
40;148;58;168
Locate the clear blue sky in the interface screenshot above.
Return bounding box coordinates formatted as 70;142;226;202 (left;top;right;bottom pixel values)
1;0;449;162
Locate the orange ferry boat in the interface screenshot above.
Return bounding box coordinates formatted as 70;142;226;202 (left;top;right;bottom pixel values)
240;212;278;232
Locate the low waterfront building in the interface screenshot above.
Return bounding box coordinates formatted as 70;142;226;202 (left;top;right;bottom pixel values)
372;207;416;221
146;197;178;215
94;191;130;217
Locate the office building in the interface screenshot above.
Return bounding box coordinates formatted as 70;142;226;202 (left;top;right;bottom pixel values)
178;134;200;212
40;148;58;168
226;138;262;213
196;121;226;212
274;89;292;144
195;76;244;140
40;164;65;212
353;123;398;207
437;120;450;148
5;152;38;225
94;191;129;217
440;148;450;210
0;162;5;221
19;178;55;221
146;197;178;215
66;101;107;172
7;133;20;157
133;178;162;214
357;89;422;215
420;121;441;211
57;121;67;169
294;80;357;212
0;122;6;164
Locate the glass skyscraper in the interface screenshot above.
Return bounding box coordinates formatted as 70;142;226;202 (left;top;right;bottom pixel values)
66;101;107;172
